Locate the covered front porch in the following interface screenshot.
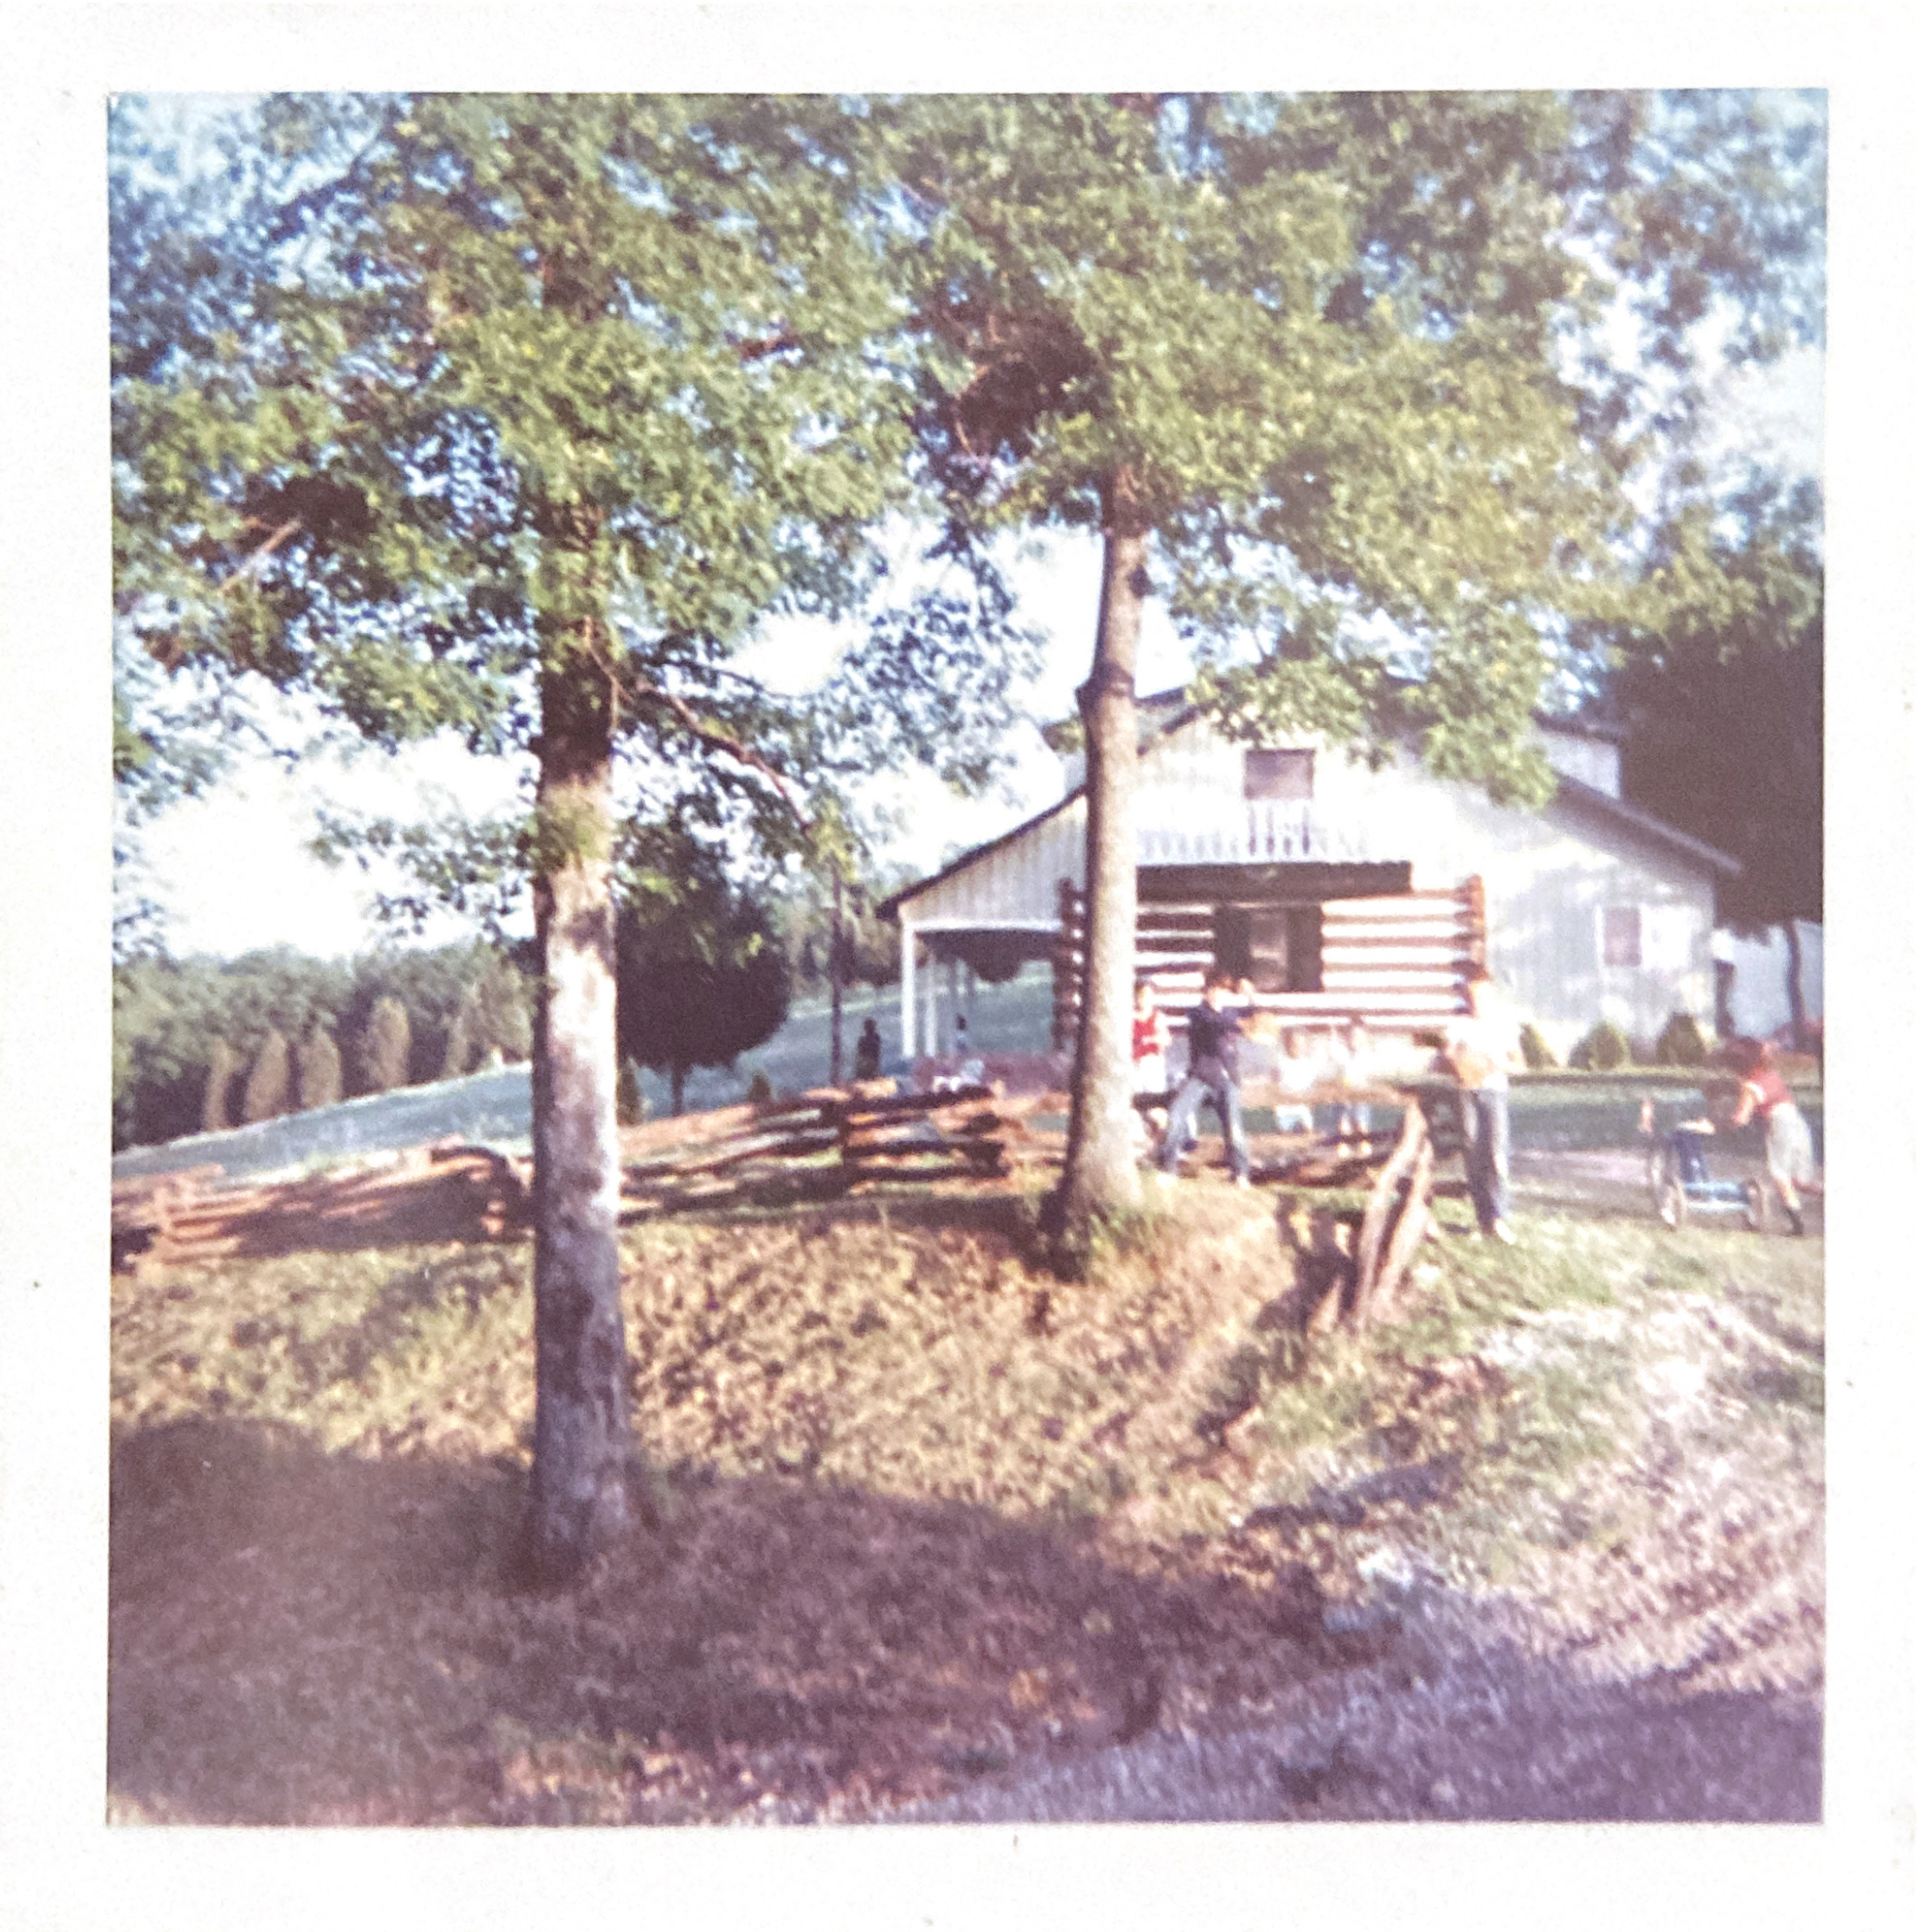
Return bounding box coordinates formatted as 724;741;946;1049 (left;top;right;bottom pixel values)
884;808;1486;1063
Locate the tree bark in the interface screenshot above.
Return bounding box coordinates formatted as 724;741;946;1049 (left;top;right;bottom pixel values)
1053;477;1147;1245
670;1063;687;1117
525;643;635;1581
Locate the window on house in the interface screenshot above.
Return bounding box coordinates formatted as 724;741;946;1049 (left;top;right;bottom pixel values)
1601;906;1642;969
1244;748;1315;801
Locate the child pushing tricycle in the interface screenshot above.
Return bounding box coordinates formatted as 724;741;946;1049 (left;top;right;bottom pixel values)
1637;1036;1820;1235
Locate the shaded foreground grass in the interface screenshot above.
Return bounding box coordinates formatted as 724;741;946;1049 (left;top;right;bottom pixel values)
109;1176;1823;1824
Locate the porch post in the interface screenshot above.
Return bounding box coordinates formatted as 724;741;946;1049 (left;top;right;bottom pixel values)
900;922;917;1059
947;955;960;1052
924;946;938;1059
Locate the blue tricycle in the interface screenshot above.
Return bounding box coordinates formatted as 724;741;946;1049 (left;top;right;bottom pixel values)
1639;1097;1768;1232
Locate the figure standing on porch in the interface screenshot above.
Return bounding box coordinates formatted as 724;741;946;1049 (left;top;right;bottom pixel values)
853;1017;882;1082
1156;972;1257;1186
1444;969;1518;1243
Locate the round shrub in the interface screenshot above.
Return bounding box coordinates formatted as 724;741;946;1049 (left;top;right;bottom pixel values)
360;994;412;1094
241;1028;293;1123
1654;1011;1710;1067
296;1026;343;1110
745;1071;775;1105
1572;1019;1631;1071
1517;1021;1557;1071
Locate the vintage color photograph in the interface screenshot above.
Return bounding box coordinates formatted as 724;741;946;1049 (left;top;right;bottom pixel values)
105;84;1829;1829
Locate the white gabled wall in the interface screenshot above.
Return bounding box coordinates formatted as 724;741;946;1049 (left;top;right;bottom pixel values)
898;713;1716;1057
1138;718;1715;1050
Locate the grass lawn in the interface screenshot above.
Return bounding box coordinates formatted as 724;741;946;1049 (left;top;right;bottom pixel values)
108;1159;1822;1825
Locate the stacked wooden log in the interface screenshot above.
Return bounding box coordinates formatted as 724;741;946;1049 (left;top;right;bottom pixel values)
111;1165;226;1276
1348;1101;1435;1331
619;1081;1035;1204
618;1094;844;1211
110;1085;1042;1271
427;1141;533;1238
838;1084;1010;1185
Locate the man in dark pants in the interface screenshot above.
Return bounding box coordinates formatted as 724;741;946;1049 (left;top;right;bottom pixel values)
1156;972;1257;1186
1444;968;1517;1243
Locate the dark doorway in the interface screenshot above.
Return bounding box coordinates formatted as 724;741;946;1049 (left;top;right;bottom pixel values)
1213;904;1323;993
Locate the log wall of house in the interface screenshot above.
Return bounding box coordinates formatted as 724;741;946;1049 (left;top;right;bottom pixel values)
1051;876;1485;1039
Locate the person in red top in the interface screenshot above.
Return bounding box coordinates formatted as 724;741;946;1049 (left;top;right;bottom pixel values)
1131;979;1171;1095
1726;1037;1819;1235
1129;979;1174;1149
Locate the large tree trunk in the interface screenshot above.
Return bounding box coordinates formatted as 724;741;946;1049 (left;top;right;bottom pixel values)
1053;483;1147;1247
526;643;635;1581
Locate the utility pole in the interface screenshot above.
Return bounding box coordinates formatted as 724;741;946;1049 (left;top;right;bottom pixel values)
830;870;845;1086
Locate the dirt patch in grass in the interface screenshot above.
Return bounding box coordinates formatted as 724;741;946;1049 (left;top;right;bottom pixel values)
108;1162;1822;1824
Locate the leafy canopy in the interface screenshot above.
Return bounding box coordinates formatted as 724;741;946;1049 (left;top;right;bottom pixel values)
113;93;1039;897
614;826;790;1102
876;91;1822;805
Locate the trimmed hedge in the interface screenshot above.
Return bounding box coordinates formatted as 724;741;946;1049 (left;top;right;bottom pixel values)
1571;1019;1631;1071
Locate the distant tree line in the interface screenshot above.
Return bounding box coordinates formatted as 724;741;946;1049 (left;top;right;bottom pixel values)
113;942;532;1150
773;869;910;997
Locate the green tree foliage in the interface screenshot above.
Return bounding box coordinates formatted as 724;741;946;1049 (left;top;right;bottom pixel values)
296;1024;344;1110
877;91;1822;1249
113;941;531;1148
360;995;412;1095
441;985;483;1080
241;1027;293;1123
773;865;909;993
615;830;791;1116
472;953;533;1063
1615;486;1822;933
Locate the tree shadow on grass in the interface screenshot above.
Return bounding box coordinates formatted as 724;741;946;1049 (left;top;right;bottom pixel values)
107;1416;1820;1827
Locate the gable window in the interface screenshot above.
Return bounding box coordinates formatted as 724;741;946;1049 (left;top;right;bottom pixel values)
1244;748;1315;802
1601;906;1642;969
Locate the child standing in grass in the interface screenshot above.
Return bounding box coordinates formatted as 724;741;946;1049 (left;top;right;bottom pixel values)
1156;972;1258;1186
1725;1037;1820;1235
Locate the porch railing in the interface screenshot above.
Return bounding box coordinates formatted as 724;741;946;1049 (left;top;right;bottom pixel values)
1134;791;1376;866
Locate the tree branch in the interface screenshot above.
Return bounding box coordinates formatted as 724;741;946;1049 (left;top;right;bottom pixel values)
623;672;813;830
219;518;301;594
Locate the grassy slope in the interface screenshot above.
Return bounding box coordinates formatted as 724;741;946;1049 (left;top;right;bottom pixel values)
109;1168;1822;1825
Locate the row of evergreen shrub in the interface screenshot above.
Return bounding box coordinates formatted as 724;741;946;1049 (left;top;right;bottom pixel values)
1533;1010;1712;1074
114;943;534;1149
